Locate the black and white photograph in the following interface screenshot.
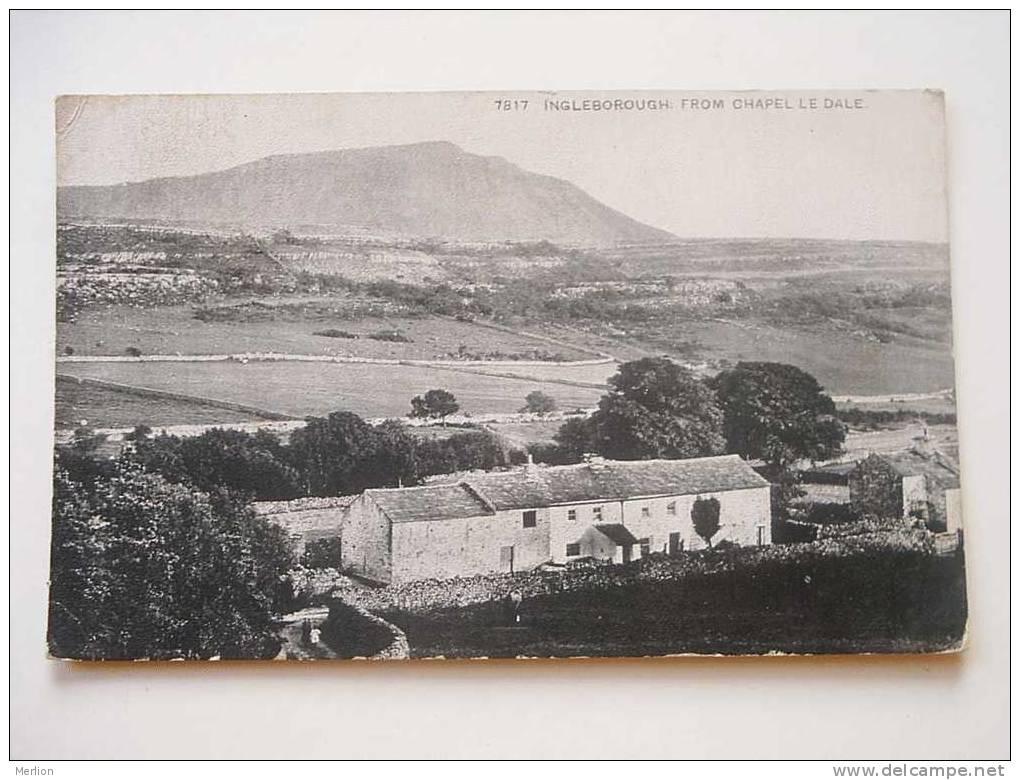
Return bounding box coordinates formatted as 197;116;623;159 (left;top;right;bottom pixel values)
47;88;970;662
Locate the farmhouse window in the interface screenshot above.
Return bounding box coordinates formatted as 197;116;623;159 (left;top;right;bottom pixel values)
567;509;577;522
592;506;603;520
522;510;537;528
639;537;651;556
667;501;677;516
566;543;581;556
641;505;651;518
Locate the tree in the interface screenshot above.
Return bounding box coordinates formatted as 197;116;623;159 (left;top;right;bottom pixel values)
710;362;845;468
691;497;721;548
551;416;596;462
583;357;726;460
711;362;845;520
521;390;557;415
287;412;390;496
48;461;295;660
416;430;510;476
130;428;302;501
372;418;422;488
410;389;460;426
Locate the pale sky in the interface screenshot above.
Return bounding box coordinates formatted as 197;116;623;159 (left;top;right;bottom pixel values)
56;90;948;242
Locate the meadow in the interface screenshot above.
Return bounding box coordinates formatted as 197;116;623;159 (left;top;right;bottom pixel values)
55;376;267;429
57;301;595;362
56;360;606;422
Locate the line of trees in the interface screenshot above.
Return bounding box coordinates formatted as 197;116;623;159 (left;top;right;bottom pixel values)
531;357;846;515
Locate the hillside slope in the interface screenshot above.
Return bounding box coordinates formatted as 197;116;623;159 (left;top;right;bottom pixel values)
57;141;675;245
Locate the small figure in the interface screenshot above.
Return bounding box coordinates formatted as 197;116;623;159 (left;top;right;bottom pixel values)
309;626;321;645
510;590;523;625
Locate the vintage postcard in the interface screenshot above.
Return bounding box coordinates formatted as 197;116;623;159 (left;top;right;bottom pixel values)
51;90;966;661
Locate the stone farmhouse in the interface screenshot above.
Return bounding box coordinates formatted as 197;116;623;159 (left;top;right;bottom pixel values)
339;455;771;584
849;448;962;532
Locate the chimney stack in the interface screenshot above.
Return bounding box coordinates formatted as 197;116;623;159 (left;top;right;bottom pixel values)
525;451;539;477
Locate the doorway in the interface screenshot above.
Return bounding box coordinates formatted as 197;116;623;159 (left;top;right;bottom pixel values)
499;545;515;573
669;532;682;556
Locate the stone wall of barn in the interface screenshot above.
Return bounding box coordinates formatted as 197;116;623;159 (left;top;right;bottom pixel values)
389;506;552;584
340;495;393;583
259;506;346;555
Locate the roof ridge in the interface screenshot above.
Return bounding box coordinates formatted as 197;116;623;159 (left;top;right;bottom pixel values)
520;453;743;475
365;483;455;494
459;480;498;514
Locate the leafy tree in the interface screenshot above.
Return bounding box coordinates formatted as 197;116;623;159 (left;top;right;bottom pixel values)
287;412;392;496
521;390;557;415
691;497;721;548
551;416;596;463
585;357;725;460
410;389;460;426
710;362;845;468
415;430;510;477
372;418;422;488
131;428;301;501
48;461;295;660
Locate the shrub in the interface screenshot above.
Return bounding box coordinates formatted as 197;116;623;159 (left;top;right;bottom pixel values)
302;537;344;569
521;390;557;415
774;519;819;544
125;346;142;357
803;502;860;526
313;329;358;340
692;497;721;548
367;330;412;343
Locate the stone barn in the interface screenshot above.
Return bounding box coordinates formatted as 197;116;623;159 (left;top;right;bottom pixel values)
252;495;356;562
849;449;962;532
340;454;772;584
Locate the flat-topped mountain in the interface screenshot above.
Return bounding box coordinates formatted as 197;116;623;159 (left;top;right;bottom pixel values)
57;141;675;245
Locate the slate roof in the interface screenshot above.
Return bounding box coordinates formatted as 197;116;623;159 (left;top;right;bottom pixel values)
594;524;640;546
464;455;768;511
875;450;960;490
367;455;767;524
252;495;357;517
366;484;495;524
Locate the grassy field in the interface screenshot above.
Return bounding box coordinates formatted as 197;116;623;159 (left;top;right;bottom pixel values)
483;419;565;449
57;301;595;361
840;424;959;464
667;319;954;395
59;302;595;361
55;376;267;429
56;360;606;422
382;549;967;659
